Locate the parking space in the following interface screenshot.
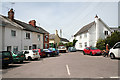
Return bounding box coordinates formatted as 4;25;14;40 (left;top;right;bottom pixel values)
2;51;120;78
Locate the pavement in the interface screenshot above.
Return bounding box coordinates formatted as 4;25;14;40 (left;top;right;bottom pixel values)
2;51;120;79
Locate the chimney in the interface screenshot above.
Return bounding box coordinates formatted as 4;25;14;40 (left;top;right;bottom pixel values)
29;20;36;27
95;14;98;18
55;30;58;35
8;8;14;20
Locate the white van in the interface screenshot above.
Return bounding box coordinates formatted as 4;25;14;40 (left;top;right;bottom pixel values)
109;42;120;59
23;50;40;60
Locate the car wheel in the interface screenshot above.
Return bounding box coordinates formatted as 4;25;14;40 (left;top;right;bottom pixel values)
83;51;86;55
28;57;32;61
20;60;23;63
90;52;93;56
47;54;51;57
110;53;115;59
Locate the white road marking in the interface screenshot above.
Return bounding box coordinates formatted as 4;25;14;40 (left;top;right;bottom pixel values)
110;76;120;78
66;64;70;76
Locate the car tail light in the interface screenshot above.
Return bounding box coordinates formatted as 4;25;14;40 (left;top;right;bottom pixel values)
16;56;19;58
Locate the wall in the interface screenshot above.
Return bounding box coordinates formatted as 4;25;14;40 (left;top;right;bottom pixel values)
32;32;43;49
4;26;22;51
21;30;32;50
0;26;2;51
43;33;49;49
88;24;96;47
55;34;60;46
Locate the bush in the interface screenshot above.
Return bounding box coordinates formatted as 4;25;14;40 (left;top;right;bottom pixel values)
96;31;120;50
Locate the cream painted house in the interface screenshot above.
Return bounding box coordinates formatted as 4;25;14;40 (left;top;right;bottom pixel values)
49;30;60;48
74;15;111;50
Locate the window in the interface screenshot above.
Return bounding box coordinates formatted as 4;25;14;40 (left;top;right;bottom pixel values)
26;33;30;39
84;42;87;47
45;35;48;41
7;46;11;51
84;33;87;38
29;46;32;50
38;35;41;41
13;46;18;52
38;45;40;49
79;43;82;48
45;43;48;49
24;46;28;50
104;31;108;35
11;30;16;36
80;35;82;39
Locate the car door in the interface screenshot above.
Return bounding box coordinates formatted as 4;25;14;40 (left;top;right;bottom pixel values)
112;43;120;57
24;51;29;59
85;48;89;54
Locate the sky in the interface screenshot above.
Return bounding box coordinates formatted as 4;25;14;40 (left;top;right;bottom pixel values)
1;0;119;40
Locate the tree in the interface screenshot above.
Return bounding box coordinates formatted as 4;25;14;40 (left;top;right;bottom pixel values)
96;31;120;50
72;39;78;47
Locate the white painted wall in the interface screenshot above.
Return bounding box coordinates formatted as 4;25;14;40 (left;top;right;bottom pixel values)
21;30;32;50
0;26;2;51
4;26;22;51
32;32;43;49
75;18;111;50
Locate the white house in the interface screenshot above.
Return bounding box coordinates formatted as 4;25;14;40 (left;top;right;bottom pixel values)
0;9;46;51
74;15;111;50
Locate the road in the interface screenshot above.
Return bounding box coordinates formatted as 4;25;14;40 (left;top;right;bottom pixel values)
2;51;120;78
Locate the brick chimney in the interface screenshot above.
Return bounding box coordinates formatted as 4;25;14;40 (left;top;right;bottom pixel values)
8;8;14;20
29;20;36;27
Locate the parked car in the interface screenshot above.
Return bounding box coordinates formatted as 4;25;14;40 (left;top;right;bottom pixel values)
33;49;47;57
68;47;76;52
83;47;102;56
58;45;67;53
11;51;25;63
109;42;120;59
0;51;13;67
48;48;59;55
23;50;40;61
43;49;56;57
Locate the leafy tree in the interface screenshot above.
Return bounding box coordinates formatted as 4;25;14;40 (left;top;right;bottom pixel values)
118;26;120;28
96;31;120;50
73;39;78;47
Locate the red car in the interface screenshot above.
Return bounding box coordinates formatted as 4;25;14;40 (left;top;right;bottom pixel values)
83;47;102;56
33;49;47;57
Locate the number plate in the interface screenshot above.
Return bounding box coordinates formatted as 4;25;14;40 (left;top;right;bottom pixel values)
4;58;9;60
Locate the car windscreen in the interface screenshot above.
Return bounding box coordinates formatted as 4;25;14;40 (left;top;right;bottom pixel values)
13;51;23;54
90;47;98;50
2;52;11;56
58;46;65;49
33;50;38;53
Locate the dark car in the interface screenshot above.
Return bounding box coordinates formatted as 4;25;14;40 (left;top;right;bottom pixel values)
68;47;76;52
43;49;56;57
0;51;13;67
48;48;59;55
11;51;25;63
83;47;102;56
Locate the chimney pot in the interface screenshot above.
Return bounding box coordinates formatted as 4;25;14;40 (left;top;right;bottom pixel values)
8;8;14;20
29;20;36;27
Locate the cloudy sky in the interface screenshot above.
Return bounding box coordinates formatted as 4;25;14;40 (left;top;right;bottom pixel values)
1;0;119;40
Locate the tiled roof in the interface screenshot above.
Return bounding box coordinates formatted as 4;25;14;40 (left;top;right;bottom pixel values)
1;15;49;34
74;21;95;37
49;34;55;39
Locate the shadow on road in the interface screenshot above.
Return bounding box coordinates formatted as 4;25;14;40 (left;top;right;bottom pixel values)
2;64;22;69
